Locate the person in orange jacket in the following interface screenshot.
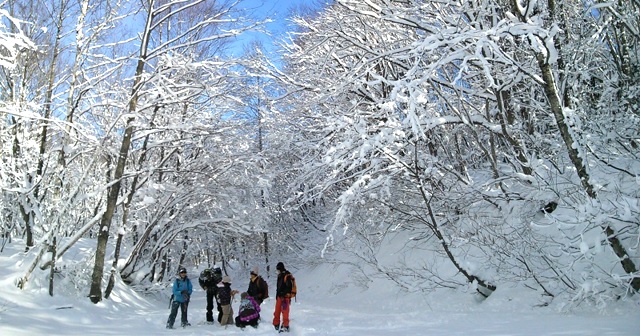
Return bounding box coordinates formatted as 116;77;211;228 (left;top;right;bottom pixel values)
272;262;293;332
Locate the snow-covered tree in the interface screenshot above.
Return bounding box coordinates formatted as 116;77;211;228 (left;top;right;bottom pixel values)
2;0;272;301
278;0;639;304
0;1;38;253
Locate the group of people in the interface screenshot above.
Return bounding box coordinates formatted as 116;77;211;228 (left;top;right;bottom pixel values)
165;261;295;333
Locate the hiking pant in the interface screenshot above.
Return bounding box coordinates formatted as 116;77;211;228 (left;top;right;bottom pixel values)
216;299;223;323
272;297;291;328
220;304;234;325
205;291;215;322
167;301;189;327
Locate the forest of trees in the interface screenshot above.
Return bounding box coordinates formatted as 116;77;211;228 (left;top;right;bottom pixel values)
1;0;638;309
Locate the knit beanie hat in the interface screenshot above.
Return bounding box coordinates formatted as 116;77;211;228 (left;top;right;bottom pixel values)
222;275;232;283
276;262;285;271
251;266;259;276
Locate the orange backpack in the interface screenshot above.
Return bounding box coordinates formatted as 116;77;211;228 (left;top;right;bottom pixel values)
285;273;297;299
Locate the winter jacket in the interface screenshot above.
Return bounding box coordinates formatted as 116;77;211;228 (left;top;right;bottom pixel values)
237;296;261;322
276;271;293;298
217;282;233;305
172;276;193;303
247;276;268;303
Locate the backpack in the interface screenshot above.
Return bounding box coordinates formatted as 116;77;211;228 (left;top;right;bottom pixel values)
212;267;223;284
199;267;223;292
258;276;269;299
199;269;212;289
285;273;297;299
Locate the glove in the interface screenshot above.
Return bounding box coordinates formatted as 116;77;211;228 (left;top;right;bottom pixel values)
281;300;288;310
181;290;190;302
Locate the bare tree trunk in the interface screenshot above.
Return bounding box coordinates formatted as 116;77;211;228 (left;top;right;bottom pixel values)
534;25;639;294
535;53;596;198
108;104;158;290
219;243;227;275
88;120;135;303
178;232;188;267
48;237;57;296
7;116;32;251
158;251;168;282
18;204;33;252
263;232;270;279
407;140;496;296
26;0;67;255
17;239;49;289
88;0;155;303
515;0;640;293
104;232;123;299
1;226;12;252
120;219;157;278
55;200;104;261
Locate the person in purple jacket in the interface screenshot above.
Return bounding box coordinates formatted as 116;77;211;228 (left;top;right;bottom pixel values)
235;292;261;329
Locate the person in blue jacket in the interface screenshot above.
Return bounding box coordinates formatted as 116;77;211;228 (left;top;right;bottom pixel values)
166;267;193;329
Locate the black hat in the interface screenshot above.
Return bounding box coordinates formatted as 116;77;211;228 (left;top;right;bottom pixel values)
178;267;187;274
276;262;285;271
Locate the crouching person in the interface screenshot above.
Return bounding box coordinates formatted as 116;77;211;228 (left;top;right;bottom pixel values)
235;292;261;329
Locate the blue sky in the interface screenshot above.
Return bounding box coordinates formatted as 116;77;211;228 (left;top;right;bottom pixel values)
230;0;327;56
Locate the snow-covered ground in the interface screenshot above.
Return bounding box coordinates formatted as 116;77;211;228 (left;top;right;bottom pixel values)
1;281;638;335
0;240;638;336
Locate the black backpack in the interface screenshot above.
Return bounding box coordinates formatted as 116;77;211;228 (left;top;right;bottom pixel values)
199;267;222;288
212;267;223;284
258;276;269;300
